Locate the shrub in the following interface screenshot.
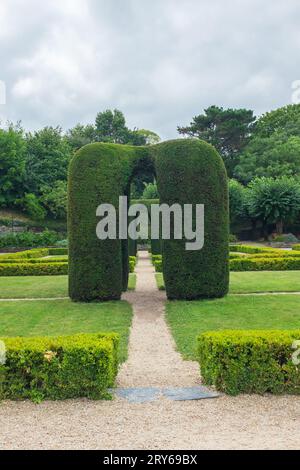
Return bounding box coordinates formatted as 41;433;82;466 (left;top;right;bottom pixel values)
229;234;238;243
292;244;300;251
154;260;163;272
0;333;119;402
198;330;300;395
230;256;300;271
0;257;68;264
129;256;136;273
0;262;68;276
152;139;229;299
0;230;59;249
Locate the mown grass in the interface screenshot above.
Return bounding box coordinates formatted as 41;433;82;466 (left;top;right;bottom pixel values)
0;299;133;362
166;294;300;360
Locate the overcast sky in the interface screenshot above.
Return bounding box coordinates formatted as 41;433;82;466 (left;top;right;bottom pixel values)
0;0;299;139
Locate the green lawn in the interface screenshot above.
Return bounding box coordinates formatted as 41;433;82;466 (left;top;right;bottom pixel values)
156;271;300;293
0;299;132;362
0;274;136;299
166;295;300;360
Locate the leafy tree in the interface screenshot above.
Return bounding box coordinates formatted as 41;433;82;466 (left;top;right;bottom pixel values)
0;124;26;206
253;104;300;138
178;105;256;177
25;126;72;194
66;124;96;151
95;109;130;144
246;177;300;235
234;133;300;183
228;179;246;225
235;104;300;183
40;180;67;219
18;193;46;221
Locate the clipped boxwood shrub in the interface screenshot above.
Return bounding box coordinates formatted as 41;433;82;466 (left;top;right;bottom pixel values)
0;262;68;276
198;330;300;395
152;139;229;299
0;333;119;402
292;244;300;251
230;256;300;271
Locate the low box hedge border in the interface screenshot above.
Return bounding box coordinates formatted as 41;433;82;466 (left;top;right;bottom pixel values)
0;333;119;402
197;330;300;395
0;262;68;276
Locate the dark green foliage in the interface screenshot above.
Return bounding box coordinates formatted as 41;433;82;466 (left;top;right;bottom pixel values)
68;143;148;301
69;139;229;301
198;330;300;395
178;106;255;177
153;139;229;299
0;333;119;402
0;230;60;249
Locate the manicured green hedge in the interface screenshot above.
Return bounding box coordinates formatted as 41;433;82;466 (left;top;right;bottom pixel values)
0;256;68;264
0;262;68;276
0;248;50;260
152;139;229;299
230;244;278;254
292;244;300;251
230;257;300;271
198;330;300;395
68;143;149;301
246;252;300;259
154;253;300;271
0;333;119;402
69;140;228;301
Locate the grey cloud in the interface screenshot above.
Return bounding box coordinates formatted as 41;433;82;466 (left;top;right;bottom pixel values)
0;0;300;139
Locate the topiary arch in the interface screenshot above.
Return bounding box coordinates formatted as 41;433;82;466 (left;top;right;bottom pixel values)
68;139;229;301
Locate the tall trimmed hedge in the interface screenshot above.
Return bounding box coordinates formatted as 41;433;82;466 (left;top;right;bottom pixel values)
152;139;229;299
68;143;150;301
68;140;229;301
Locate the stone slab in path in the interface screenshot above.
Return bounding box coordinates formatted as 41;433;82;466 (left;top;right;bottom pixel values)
111;386;220;403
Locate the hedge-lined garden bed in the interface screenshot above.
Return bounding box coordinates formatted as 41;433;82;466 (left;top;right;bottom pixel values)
0;333;119;402
198;330;300;395
0;248;136;277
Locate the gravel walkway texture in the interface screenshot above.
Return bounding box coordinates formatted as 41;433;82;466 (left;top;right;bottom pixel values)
0;251;300;450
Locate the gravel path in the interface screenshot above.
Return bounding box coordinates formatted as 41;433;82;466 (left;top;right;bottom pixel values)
1;251;300;450
118;251;199;387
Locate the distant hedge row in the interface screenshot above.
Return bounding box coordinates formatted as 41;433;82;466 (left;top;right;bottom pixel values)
198;330;300;395
0;333;119;402
153;249;300;272
0;230;61;248
0;262;68;276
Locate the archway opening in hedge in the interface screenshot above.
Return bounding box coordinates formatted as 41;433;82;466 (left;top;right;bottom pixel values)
68;139;229;302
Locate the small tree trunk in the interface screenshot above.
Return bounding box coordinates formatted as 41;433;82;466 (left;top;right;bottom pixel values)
276;220;284;235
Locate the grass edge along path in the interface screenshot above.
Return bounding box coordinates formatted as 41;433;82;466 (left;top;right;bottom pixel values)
166;294;300;360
